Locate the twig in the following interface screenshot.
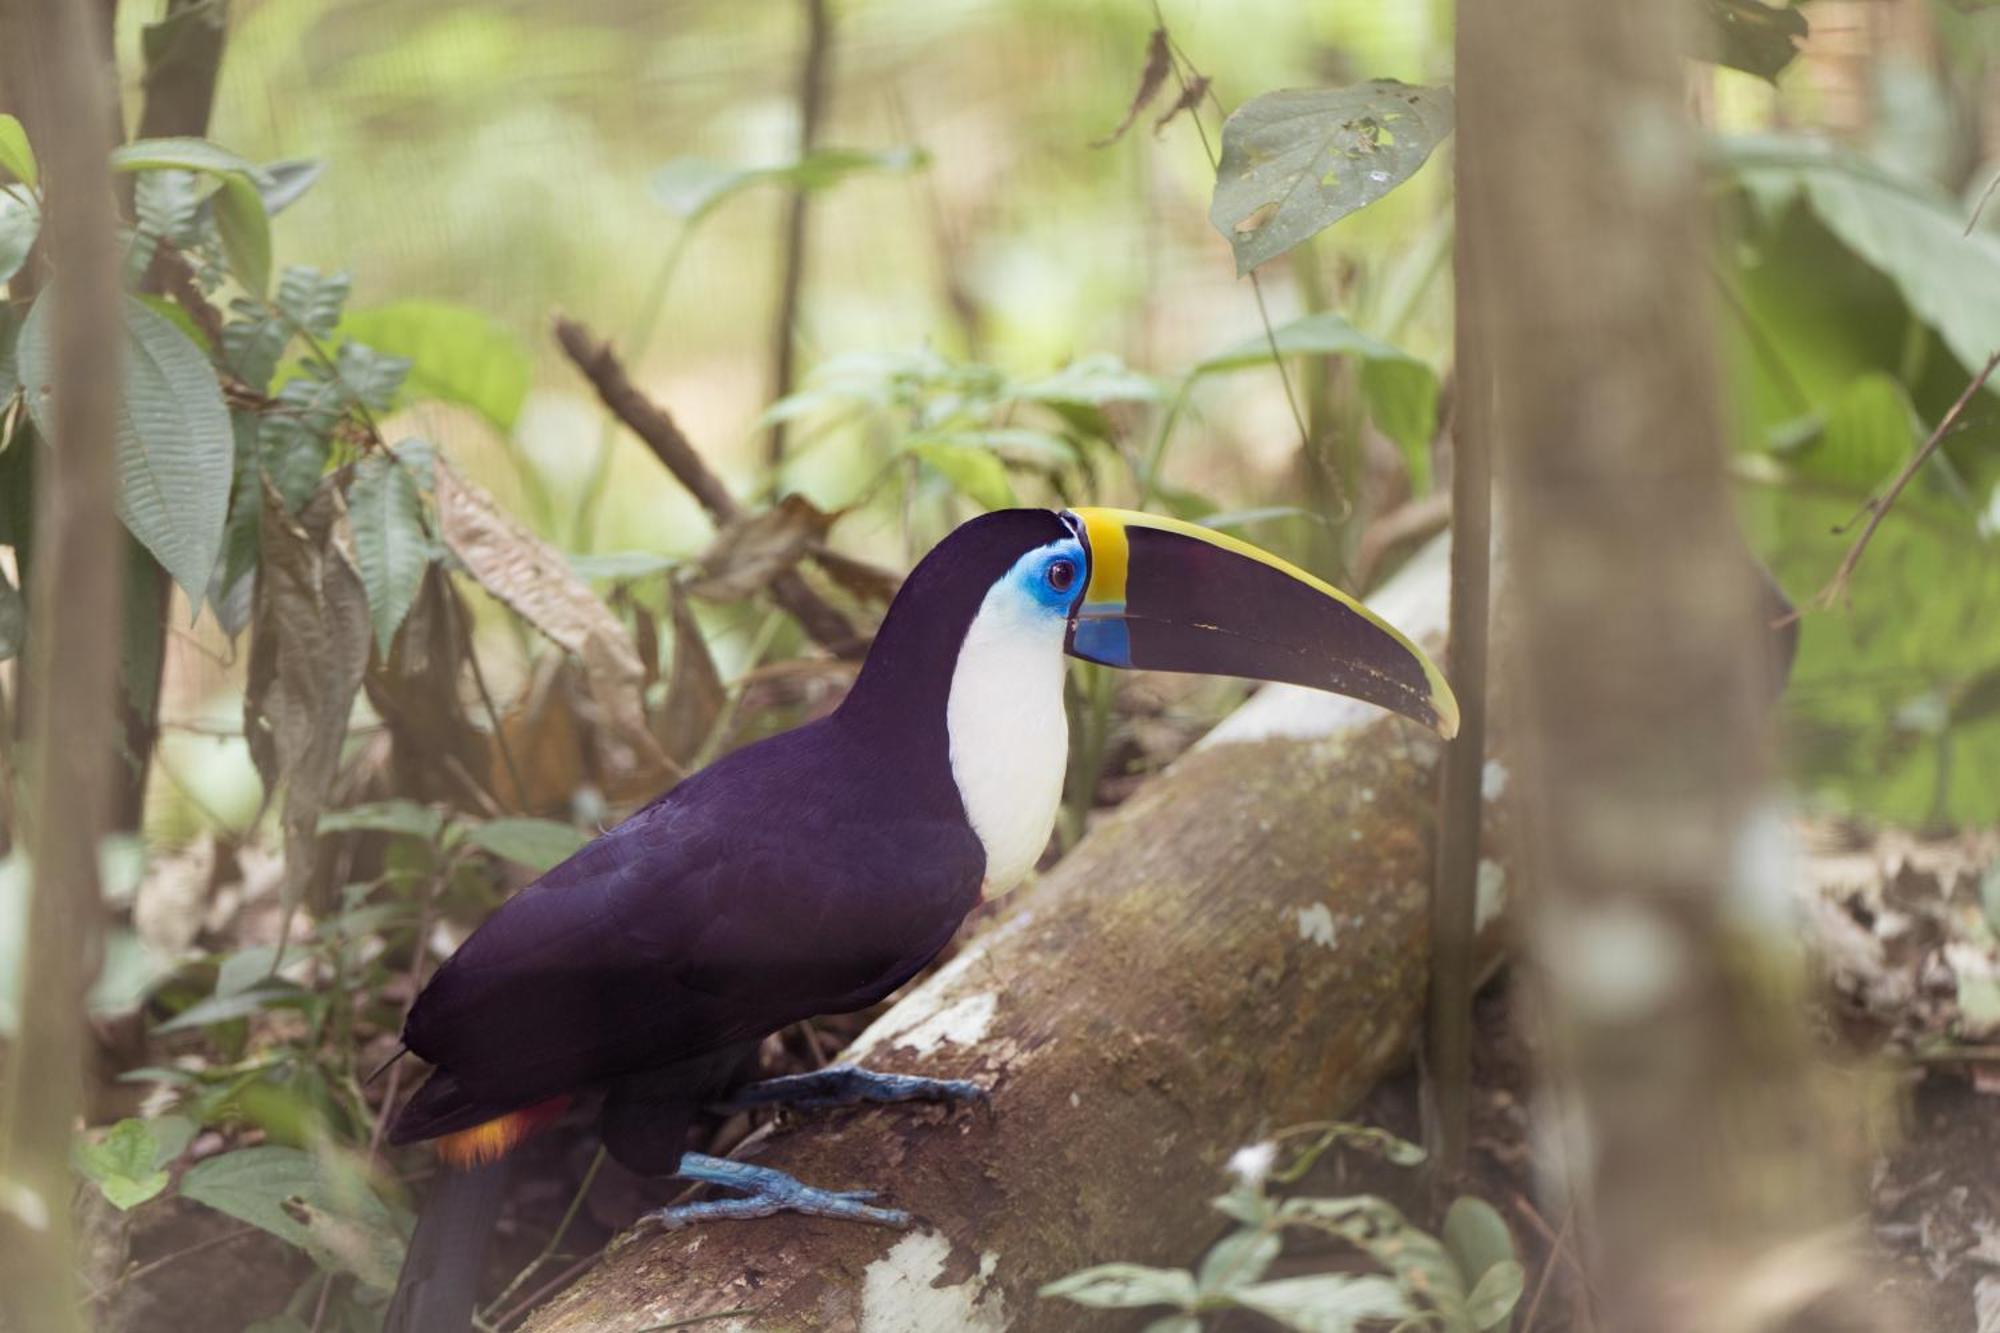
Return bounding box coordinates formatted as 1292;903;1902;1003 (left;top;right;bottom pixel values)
1519;1200;1572;1331
1804;349;2000;616
480;1147;607;1325
552;316;867;659
767;0;833;467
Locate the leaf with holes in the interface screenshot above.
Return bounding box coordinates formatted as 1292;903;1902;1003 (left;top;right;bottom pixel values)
348;442;434;654
18;293;232;599
1210;82;1453;275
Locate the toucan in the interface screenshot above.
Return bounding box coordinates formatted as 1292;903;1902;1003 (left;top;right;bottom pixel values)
381;507;1459;1330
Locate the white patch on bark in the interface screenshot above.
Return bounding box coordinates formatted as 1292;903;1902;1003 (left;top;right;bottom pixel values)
1201;535;1451;748
1476;860;1508;931
1295;902;1339;949
852;992;998;1059
861;1232;1007;1333
844;913;1034;1064
1481;759;1509;800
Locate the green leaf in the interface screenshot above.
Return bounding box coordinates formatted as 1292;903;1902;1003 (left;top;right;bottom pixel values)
111;136;262;179
651;145;928;222
1465;1260;1527;1331
1444;1197;1521;1331
1039;1263;1198;1311
1210;82;1454;275
331;340;410;413
0;114;38;189
318;801;446;842
1793;373;1914;491
73;1115;194;1211
466;817;590;873
1230;1274;1411;1332
0;192;38;287
213;174;272;297
336;301;530;432
1013;354;1162;407
276;266;352;342
17;293;232;599
568;550;681;582
180;1146;402;1282
1140;1320;1203;1333
256;159;325;216
1701;0;1809;83
348;446;433;654
1360;357;1440;490
1197;1228;1282;1295
908;439;1016;509
1717;140;2000;391
0;565;20;662
152;982;310;1033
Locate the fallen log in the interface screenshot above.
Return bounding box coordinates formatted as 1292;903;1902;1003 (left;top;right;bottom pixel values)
524;536;1498;1333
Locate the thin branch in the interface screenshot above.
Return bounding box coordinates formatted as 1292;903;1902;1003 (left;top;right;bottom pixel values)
1804;349;2000;616
1965;168;1999;238
552;316;868;659
766;0;833;467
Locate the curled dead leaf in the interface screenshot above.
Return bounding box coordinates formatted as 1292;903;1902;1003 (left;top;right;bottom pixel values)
685;494;839;604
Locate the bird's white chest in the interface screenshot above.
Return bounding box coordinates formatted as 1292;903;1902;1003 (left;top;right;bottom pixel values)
945;587;1070;893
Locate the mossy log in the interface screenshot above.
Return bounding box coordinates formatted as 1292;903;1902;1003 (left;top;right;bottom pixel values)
524;538;1499;1333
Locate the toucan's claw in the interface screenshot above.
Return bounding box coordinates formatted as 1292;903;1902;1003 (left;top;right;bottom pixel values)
715;1064;986;1113
645;1153;911;1230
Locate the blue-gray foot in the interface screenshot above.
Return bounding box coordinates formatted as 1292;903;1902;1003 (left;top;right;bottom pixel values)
714;1064;986;1113
644;1153;910;1230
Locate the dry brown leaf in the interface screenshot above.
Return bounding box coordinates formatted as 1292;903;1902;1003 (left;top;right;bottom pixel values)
685;494;838;604
657;588;724;766
434;458;667;782
243;478;373;911
809;545;901;606
362;567;493;810
1093;27;1170;148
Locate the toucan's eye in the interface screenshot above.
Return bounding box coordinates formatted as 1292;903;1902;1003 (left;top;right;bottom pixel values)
1046;558;1077;593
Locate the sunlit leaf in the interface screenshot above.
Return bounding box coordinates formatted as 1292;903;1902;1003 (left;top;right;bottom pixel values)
909;438;1016;509
111;136;262;179
337;301;529;432
1465;1259;1527;1331
213;173;272;297
1196;1228;1281;1295
73;1115;194;1210
18;292;232;599
1444;1196;1522;1331
0;114;38;189
1210;82;1453;275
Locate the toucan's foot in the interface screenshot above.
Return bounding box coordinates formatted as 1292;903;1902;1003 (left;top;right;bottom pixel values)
644;1153;910;1230
714;1063;986;1113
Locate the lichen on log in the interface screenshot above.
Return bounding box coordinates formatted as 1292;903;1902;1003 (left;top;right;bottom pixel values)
524;537;1491;1333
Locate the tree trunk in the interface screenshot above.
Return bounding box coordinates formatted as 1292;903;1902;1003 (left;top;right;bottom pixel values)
1460;1;1881;1325
523;537;1501;1333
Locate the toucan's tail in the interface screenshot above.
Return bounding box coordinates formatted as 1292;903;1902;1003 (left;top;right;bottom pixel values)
384;1157;512;1333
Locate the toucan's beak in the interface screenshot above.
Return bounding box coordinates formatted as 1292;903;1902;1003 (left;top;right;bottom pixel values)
1061;508;1460;739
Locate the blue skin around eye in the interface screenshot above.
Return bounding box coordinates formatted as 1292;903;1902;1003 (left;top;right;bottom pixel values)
1012;538;1088;616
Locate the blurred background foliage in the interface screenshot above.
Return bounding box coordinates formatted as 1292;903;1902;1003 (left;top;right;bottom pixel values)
3;0;2000;1324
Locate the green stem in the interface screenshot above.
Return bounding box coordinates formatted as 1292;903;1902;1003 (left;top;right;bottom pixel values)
571;227;696;549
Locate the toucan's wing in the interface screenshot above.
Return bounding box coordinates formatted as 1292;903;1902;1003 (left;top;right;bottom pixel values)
398;759;983;1126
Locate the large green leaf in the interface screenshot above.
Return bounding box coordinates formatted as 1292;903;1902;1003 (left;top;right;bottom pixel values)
0;192;38;287
1209;82;1453;275
336;301;528;431
1717;139;2000;395
1788;373;1914;491
0;114;37;189
179;1145;403;1284
347;442;434;654
1230;1274;1411;1332
908;437;1017;509
17;294;232;599
73;1116;194;1211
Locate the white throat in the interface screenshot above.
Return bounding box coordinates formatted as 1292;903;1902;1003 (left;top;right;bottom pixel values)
945;582;1071;893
